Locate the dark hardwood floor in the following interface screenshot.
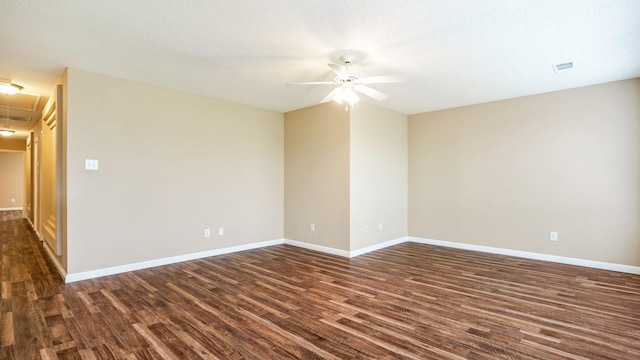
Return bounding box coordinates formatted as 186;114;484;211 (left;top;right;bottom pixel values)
0;210;22;222
1;216;640;359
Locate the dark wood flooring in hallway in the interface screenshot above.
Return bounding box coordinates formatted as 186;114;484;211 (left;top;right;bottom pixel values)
1;215;640;359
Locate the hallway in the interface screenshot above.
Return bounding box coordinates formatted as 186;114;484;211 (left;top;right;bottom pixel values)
1;214;63;358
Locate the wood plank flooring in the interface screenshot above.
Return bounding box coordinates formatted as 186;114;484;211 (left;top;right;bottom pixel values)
2;216;640;359
0;210;22;222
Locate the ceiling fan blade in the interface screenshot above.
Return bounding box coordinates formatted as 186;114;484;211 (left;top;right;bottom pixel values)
328;63;347;77
357;75;406;84
320;87;343;103
354;84;388;101
287;81;336;85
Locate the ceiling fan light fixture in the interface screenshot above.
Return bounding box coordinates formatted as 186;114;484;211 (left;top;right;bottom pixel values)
0;79;23;95
288;55;402;109
333;86;360;107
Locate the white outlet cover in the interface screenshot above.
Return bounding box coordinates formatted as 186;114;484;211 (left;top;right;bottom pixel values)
85;159;99;170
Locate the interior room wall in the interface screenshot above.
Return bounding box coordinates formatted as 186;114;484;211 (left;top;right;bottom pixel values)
284;102;350;251
65;68;284;274
0;151;25;209
0;138;26;151
409;78;640;266
349;102;408;251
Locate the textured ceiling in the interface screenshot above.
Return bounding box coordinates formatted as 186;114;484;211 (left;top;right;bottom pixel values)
1;0;639;126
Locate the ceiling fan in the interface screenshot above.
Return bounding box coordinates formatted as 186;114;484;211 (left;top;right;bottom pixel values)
287;55;405;108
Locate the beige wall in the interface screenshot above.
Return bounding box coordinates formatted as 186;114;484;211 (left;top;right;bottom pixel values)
284;102;350;250
0;151;24;209
65;68;284;274
0;138;26;151
350;102;408;250
409;78;640;266
284;101;408;252
34;68;638;276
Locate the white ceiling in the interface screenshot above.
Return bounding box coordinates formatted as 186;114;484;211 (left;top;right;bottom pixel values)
1;0;639;123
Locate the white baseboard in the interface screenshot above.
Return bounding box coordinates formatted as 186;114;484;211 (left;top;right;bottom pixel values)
26;217;43;243
66;237;408;283
349;237;409;257
65;238;285;283
284;239;351;257
25;217;66;280
61;234;640;283
0;207;23;211
42;240;68;281
284;237;409;258
26;216;36;234
409;236;640;275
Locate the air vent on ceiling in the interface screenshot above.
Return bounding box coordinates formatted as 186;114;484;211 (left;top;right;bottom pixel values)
0;114;32;122
553;62;574;73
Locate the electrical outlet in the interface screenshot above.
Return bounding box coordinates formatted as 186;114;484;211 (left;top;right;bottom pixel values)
204;228;211;238
378;223;383;232
550;231;558;241
218;227;224;236
310;223;315;232
85;159;99;170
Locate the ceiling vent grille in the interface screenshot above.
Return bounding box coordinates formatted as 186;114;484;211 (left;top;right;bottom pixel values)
0;114;32;122
553;62;574;72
